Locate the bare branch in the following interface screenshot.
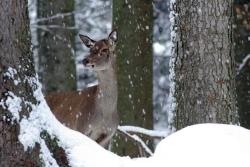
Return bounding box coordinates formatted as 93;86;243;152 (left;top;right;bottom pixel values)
34;25;77;30
32;6;110;25
33;25;64;40
34;11;75;24
237;54;250;74
118;125;169;139
117;128;153;157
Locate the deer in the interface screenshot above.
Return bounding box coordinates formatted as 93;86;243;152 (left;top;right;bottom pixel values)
45;30;119;148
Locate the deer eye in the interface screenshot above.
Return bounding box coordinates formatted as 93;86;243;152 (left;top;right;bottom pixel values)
92;50;98;54
102;49;109;53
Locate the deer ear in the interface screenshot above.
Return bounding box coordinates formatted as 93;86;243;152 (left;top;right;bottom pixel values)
79;34;96;48
108;30;118;43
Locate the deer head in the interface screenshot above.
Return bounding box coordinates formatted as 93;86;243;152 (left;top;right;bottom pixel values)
79;30;118;71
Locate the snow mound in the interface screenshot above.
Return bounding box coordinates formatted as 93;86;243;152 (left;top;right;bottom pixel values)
153;124;250;167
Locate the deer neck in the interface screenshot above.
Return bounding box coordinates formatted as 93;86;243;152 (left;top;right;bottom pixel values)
95;60;117;113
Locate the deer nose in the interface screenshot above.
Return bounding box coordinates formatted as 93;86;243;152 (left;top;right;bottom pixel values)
82;58;89;65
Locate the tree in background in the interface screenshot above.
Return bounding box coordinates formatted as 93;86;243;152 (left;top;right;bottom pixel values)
112;0;153;157
172;0;238;130
37;0;76;93
234;1;250;129
153;0;173;132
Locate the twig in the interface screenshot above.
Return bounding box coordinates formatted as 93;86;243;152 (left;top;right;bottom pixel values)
237;54;250;74
116;128;153;157
34;25;77;30
118;125;169;139
33;25;64;40
32;6;109;25
34;11;75;24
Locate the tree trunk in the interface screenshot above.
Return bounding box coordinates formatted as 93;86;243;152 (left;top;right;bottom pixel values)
0;1;69;166
173;0;238;130
0;1;41;166
234;2;250;129
37;0;76;93
112;0;153;157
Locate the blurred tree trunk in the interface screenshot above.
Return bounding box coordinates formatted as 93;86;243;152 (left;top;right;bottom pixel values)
234;2;250;129
0;0;41;166
0;1;69;166
37;0;76;93
173;0;238;130
112;0;153;157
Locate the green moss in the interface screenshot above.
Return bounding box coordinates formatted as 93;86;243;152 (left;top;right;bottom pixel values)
40;131;59;150
112;0;153;157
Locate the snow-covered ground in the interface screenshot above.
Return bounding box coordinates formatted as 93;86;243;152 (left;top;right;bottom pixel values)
3;76;250;166
67;123;250;167
1;66;250;166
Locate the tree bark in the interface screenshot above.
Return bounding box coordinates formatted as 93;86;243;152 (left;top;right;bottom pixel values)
234;2;250;129
0;1;69;166
112;0;153;157
173;0;238;130
37;0;76;93
0;1;41;166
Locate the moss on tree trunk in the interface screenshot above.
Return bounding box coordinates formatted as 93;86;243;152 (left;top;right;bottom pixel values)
0;0;41;166
112;0;153;157
0;1;69;166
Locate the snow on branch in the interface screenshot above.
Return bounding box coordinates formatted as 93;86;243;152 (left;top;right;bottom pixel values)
118;126;169;139
34;25;77;30
117;126;169;156
117;128;153;156
237;54;250;74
